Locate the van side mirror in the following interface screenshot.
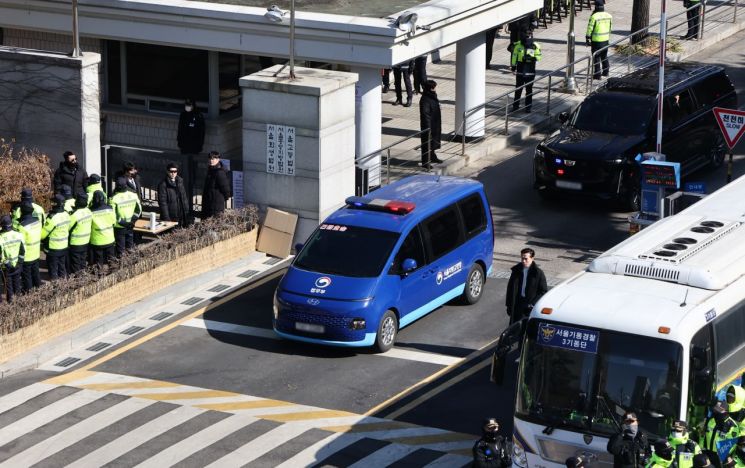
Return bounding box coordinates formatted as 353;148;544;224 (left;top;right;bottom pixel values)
294;242;304;253
691;344;709;371
692;368;714;406
402;258;418;273
492;319;528;385
558;111;569;124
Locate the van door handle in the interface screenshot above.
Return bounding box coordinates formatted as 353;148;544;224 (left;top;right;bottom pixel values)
422;267;438;278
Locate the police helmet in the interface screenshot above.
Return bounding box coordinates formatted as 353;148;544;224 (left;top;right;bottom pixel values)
654;440;674;460
483;418;499;434
693;454;712;468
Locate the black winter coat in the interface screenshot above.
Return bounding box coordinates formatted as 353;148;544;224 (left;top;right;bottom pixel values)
158;176;189;226
505;261;548;322
53;162;88;196
472;435;511;468
419;89;442;150
113;170;143;200
607;430;650;468
177;110;206;154
202;164;231;218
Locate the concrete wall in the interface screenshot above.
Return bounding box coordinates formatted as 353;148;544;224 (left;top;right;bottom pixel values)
0;46;102;174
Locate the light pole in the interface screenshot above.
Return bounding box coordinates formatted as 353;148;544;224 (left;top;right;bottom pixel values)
71;0;81;57
289;0;296;79
564;0;578;93
656;0;667;153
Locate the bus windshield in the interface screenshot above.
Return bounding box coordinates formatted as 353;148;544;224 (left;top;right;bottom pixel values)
516;319;683;438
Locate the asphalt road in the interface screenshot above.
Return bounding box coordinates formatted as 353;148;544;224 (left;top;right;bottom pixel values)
0;29;744;467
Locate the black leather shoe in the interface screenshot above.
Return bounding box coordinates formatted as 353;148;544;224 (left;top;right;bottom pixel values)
422;163;432;170
393;99;402;106
382;85;389;93
431;157;444;164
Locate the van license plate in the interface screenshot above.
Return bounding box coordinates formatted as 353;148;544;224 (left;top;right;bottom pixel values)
556;180;582;190
296;322;325;334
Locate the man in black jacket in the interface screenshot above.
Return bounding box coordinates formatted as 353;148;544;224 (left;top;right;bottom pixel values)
472;418;511;468
53;151;88;196
419;80;443;169
177;98;206;155
506;248;548;324
158;163;190;227
202;151;231;219
607;411;651;468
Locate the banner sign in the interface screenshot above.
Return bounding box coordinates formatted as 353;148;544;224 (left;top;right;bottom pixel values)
537;323;599;354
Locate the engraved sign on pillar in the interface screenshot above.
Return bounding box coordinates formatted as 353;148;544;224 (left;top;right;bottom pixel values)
266;123;296;176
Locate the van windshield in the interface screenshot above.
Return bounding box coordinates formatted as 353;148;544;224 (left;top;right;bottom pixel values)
294;224;400;278
570;93;655;135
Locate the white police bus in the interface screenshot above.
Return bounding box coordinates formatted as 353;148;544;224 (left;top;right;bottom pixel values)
496;175;745;468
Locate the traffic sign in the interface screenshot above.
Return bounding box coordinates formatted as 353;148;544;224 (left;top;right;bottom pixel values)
713;107;745;149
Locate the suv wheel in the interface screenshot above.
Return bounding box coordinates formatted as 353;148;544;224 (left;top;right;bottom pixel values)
625;186;641;212
710;133;726;168
373;310;397;353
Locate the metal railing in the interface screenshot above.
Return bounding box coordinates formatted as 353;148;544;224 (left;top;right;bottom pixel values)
355;129;430;194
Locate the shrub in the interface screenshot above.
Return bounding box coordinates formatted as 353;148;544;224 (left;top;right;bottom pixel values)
0;206;258;335
0;139;53;214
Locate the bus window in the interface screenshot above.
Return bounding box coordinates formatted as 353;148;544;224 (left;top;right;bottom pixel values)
713;302;745;386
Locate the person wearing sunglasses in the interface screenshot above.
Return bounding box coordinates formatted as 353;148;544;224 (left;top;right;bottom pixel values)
158;163;190;227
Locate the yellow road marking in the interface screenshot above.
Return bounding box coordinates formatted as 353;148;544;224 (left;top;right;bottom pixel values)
78;380;181;391
258;410;356;422
65;270;284;374
44;370;97;386
196;400;294;411
384;358;492;420
134;390;240;401
321;421;415;433
364;337;498;417
385;432;475;445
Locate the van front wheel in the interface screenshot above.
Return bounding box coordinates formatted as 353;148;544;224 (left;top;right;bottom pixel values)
462;263;485;305
374;311;398;353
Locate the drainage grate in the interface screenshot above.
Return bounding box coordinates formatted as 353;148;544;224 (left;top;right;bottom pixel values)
208;284;230;293
150;312;173;321
86;342;111;352
55;357;81;368
263;257;283;265
181;297;203;306
238;269;259;279
121;326;145;336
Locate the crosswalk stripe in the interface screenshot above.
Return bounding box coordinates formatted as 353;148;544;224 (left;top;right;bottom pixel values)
182;318;279;340
322;421;415;433
257;409;357;422
78;380;181;391
134;389;241;400
196;399;294;411
348;443;420;468
382;348;463;366
423;452;472;467
0;396;154;467
204;423;318;468
133;413;255;468
65;404;205;468
385;432;475;445
274;432;365;468
0;382;57;415
0;389;102;447
44;370;97;386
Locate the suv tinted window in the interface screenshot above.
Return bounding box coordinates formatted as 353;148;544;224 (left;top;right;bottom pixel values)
423;206;464;260
458;193;487;239
693;73;734;109
571;93;654;135
390;227;426;274
664;89;695;126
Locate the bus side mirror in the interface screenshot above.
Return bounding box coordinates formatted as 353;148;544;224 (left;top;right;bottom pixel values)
491;319;528;386
558;112;569;124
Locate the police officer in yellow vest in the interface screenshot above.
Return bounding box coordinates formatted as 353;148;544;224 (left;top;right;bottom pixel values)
0;215;25;303
15;203;42;292
68;193;92;274
89;191;116;266
731;437;745;467
726;386;745;433
41;194;71;280
647;440;675;468
11;188;45;229
510;31;542;114
670;420;702;468
86;174;107;207
110;177;142;257
684;0;703;40
702;401;740;463
586;0;612;79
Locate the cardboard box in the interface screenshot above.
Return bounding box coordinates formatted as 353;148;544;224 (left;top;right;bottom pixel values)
257;207;298;258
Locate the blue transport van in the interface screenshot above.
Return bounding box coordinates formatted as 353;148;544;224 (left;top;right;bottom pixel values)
273;175;494;352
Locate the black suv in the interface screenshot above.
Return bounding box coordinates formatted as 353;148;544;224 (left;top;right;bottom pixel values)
534;63;737;209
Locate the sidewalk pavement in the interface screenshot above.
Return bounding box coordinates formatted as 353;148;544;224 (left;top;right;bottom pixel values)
378;0;745;178
0;251;292;378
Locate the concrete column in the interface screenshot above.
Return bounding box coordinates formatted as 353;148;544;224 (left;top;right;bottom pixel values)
241;65;358;244
0;47;101;173
455;33;486;138
351;65;382;188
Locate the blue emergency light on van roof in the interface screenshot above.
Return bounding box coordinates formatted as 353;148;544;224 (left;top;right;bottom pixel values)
344;196;416;215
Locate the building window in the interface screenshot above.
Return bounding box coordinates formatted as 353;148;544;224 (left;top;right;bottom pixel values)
218;52;241;114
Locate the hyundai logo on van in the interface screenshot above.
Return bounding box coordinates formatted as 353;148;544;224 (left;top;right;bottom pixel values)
307;298;320;306
311;276;332;294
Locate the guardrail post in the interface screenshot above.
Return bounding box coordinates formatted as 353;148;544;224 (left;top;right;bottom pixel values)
585;55;592;94
735;0;739;23
546;75;552;115
461;112;466;156
386;148;391;184
504;96;509;135
698;3;705;40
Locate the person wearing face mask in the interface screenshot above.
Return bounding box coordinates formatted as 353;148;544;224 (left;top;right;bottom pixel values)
157;163;190;227
726;386;745;433
472;418;511;468
177;98;205;155
669;420;702;468
647;441;675;468
201;151;231;219
53;151;88;196
608;411;650;468
701;401;739;463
